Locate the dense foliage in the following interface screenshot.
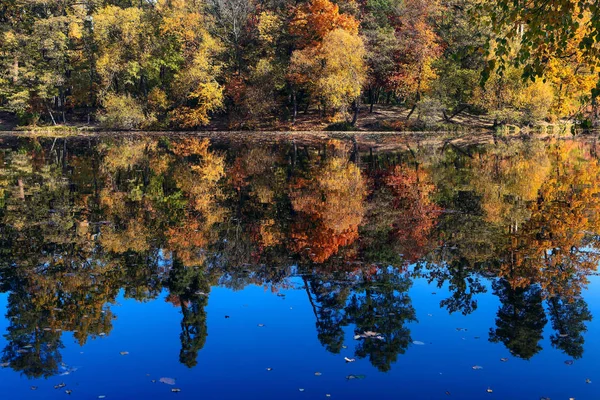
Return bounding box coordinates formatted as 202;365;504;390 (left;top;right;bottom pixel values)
0;0;599;128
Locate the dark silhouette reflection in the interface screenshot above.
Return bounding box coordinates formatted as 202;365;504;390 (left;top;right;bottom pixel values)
548;296;592;359
166;258;215;368
303;274;351;354
489;280;547;359
303;266;416;372
0;136;598;376
1;293;64;378
346;269;416;372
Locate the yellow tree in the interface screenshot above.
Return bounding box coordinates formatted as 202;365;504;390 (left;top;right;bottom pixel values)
289;29;366;118
158;0;225;128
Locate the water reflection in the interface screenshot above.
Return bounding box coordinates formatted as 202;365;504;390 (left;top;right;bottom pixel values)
0;135;599;378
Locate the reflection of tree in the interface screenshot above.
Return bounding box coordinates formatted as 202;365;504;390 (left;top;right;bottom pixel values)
345;269;416;372
303;274;352;354
1;135;600;374
166;258;216;368
436;258;487;315
384;165;441;263
548;296;591;359
497;141;600;296
290;156;366;263
489;279;547;360
1;290;64;378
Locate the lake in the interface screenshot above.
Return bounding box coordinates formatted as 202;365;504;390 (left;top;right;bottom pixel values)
0;133;598;399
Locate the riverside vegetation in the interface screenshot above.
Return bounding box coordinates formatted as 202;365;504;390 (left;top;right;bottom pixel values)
0;0;600;131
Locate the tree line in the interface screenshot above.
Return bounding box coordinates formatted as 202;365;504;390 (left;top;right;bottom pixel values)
1;0;599;129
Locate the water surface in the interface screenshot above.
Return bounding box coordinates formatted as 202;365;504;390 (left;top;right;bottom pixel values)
0;134;598;399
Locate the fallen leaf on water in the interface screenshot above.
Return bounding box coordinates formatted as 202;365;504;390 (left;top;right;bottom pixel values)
171;388;181;393
65;390;72;395
98;396;106;399
486;388;493;393
472;365;483;370
0;362;9;367
315;372;322;376
586;378;592;384
346;375;366;380
413;341;425;345
342;345;347;349
344;357;355;363
565;360;574;365
325;395;331;398
266;368;272;371
299;388;305;392
445;391;451;396
54;383;66;389
120;351;129;356
30;386;37;390
500;358;508;362
159;377;176;385
257;324;265;327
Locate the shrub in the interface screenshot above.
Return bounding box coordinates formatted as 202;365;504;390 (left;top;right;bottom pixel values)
325;121;357;131
99;93;150;129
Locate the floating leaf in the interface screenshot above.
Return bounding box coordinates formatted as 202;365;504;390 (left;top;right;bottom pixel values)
160;377;176;385
120;351;129;356
565;360;574;365
171;388;181;393
315;372;322;376
344;357;355;363
500;358;508;362
472;365;483;370
413;341;425;345
346;375;366;380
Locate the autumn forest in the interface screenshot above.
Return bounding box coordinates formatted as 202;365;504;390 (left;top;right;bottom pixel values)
1;0;600;130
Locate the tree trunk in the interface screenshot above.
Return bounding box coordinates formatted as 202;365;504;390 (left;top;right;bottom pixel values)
47;105;57;126
292;91;297;124
406;104;416;121
351;98;359;126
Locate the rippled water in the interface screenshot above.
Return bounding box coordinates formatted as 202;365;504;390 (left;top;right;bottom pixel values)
0;134;599;399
